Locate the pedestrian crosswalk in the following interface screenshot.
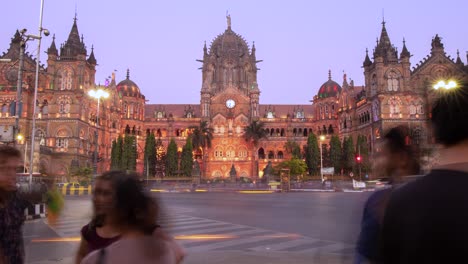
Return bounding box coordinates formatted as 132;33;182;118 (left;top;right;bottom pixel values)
45;206;354;255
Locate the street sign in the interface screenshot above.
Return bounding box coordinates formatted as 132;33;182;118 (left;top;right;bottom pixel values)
353;179;366;188
321;167;334;175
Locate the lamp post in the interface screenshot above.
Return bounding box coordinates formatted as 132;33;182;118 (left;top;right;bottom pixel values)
29;0;50;188
88;88;109;176
319;135;325;183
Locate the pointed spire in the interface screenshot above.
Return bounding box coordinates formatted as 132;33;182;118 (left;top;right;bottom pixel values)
456;49;464;65
400;38;410;59
378;20;392;49
251;41;256;55
12;30;22;44
226;12;232;30
126;68;130;80
342;71;349;88
328;69;332;80
203;41;207;54
47;34;58;56
87;45;97;65
363;48;372;67
60;16;86;58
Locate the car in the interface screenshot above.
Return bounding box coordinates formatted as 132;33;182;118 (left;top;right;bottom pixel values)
367;178;390;189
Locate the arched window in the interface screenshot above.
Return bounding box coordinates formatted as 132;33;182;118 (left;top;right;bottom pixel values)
226;146;235;158
387;71;399;92
270;128;274;136
1;104;8;116
238;147;248;158
388;96;402;117
280;128;285;137
276;128;280;136
277;151;284;159
303;128;308;137
268;151;274;159
214;146;223;158
258;148;265;159
157;129;162;137
60;69;73;90
293;128;297;136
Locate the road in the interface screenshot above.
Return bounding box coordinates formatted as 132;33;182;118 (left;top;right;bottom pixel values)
24;192;370;263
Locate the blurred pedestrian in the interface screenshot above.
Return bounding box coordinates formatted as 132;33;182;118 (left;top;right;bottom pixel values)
75;172;122;264
355;126;420;263
381;84;468;263
79;171;184;264
0;146;28;263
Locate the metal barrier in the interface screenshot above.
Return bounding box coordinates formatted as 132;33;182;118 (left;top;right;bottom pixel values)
59;186;92;196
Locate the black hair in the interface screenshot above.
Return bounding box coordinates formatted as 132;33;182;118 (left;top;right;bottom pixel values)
431;84;468;146
102;171;158;234
0;145;22;163
383;126;420;175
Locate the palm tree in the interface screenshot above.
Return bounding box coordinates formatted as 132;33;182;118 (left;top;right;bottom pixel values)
189;121;213;180
243;120;268;178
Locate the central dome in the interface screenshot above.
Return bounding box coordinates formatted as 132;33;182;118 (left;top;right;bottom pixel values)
209;28;250;58
317;71;342;99
116;69;144;99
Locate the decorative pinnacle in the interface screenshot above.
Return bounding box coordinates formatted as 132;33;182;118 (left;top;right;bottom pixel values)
126;68;130;79
328;69;332;80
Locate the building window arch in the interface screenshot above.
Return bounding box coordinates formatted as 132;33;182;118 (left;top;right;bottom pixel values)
60;69;73;90
258;148;265;159
268;151;275;159
214;146;224;159
386;70;400;92
277;151;284;159
226;146;235;158
388;96;402;117
238;146;248;158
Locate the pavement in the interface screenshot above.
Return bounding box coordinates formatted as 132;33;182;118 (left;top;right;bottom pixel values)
25;192;367;263
28;251;352;264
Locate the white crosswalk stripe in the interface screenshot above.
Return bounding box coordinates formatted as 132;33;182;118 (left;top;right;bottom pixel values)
159;213;354;254
45;206;354;254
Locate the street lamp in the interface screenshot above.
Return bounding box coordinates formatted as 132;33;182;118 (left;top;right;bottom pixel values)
433;80;458;90
88;88;109;176
319;135;325;183
29;0;50;188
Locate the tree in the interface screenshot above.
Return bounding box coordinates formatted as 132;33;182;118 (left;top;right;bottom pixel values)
275;158;307;177
180;136;193;177
190;121;213;178
305;132;320;175
342;137;355;175
322;143;331;167
122;135;137;172
356;135;371;176
165;138;178;177
329;135;342;172
190;121;213;151
144;132;157;177
284;140;301;159
110;136;123;170
243;120;268;177
72;166;93;185
155;137;166;177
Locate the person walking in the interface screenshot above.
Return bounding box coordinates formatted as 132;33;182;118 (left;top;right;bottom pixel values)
0;146;29;264
381;84;468;263
355;126;420;263
80;171;183;264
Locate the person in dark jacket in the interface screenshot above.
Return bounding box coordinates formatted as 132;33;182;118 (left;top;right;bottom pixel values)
381;83;468;263
355;126;420;263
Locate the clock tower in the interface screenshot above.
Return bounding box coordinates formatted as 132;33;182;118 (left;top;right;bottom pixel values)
197;16;261;178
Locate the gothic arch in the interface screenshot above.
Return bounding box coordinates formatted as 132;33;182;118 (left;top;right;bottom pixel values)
54;126;73;137
385;69;401;92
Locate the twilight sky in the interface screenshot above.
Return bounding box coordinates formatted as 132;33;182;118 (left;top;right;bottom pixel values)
1;0;467;105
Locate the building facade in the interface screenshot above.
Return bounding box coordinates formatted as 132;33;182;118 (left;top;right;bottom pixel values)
0;18;467;180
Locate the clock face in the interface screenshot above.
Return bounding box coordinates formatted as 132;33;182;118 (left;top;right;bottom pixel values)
226;99;236;109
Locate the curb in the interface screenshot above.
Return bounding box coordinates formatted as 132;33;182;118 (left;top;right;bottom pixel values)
25;203;47;220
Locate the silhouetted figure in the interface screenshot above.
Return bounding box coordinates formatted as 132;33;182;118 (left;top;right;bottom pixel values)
381;84;468;263
355;126;420;263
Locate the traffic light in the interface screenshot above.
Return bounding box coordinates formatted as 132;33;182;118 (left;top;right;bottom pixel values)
356;155;362;163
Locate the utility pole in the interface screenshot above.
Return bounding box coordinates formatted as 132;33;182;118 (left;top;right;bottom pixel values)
14;38;26;146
